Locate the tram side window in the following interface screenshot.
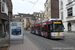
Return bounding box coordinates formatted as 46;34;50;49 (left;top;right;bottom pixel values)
38;26;40;31
32;27;34;30
50;25;53;32
45;25;47;32
48;25;50;31
42;27;44;31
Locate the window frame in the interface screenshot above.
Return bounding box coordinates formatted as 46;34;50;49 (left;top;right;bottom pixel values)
61;1;63;9
61;12;63;20
0;0;3;2
67;7;73;17
68;0;72;3
44;25;47;32
1;2;5;13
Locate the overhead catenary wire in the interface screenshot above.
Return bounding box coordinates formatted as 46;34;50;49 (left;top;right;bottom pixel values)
22;0;38;12
29;0;38;12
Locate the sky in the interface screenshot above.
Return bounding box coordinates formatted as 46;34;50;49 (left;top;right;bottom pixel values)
12;0;46;14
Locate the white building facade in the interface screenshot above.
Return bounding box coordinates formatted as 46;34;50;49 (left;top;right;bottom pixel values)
59;0;75;32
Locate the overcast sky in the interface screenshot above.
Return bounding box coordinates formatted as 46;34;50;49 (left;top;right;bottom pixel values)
12;0;46;14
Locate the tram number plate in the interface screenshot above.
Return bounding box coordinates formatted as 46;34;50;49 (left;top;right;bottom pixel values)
58;33;60;36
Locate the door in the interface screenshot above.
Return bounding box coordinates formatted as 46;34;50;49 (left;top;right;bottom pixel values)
68;22;71;31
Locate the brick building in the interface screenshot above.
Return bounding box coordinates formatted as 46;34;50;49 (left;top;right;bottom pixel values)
0;0;12;48
12;13;35;31
44;0;59;19
33;12;45;23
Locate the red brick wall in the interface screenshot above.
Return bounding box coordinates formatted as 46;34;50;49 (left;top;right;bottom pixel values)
36;17;44;23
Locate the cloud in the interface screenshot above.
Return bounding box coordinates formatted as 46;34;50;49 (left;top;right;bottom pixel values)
12;0;46;14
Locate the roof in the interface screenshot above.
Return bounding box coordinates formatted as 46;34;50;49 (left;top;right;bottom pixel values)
19;13;35;17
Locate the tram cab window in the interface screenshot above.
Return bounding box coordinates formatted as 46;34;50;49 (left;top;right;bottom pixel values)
12;29;21;35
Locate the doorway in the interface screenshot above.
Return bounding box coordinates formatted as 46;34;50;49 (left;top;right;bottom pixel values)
68;22;71;31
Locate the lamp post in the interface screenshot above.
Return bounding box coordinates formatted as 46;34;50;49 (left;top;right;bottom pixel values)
9;13;11;44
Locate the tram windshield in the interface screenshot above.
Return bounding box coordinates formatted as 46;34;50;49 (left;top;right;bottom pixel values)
53;22;64;32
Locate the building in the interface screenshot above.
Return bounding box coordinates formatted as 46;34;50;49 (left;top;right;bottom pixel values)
13;13;34;31
59;0;75;32
0;0;12;48
33;11;45;23
44;0;59;19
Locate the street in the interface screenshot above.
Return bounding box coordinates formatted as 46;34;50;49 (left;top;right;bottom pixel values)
25;31;75;50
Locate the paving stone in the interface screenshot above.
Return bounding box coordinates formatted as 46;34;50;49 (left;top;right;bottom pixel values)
8;35;39;50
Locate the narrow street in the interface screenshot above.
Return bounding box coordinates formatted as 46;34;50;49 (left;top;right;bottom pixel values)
24;31;75;50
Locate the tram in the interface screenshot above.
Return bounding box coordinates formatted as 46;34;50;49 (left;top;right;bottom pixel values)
31;19;64;39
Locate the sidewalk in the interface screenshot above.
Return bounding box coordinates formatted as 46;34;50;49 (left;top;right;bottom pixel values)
64;32;75;37
8;35;40;50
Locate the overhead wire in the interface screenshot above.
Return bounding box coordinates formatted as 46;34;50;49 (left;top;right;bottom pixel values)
22;0;38;13
29;0;38;12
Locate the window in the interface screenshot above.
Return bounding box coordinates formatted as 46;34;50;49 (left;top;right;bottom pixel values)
0;24;2;30
68;0;72;3
39;14;40;17
50;24;53;32
61;12;63;20
20;19;21;21
37;15;38;16
45;25;47;32
1;2;5;13
61;1;63;9
42;27;44;31
0;0;2;2
0;24;2;37
39;18;40;20
67;7;72;17
21;15;23;17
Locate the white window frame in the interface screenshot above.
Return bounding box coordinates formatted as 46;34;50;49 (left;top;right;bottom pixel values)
61;1;63;9
1;2;5;13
